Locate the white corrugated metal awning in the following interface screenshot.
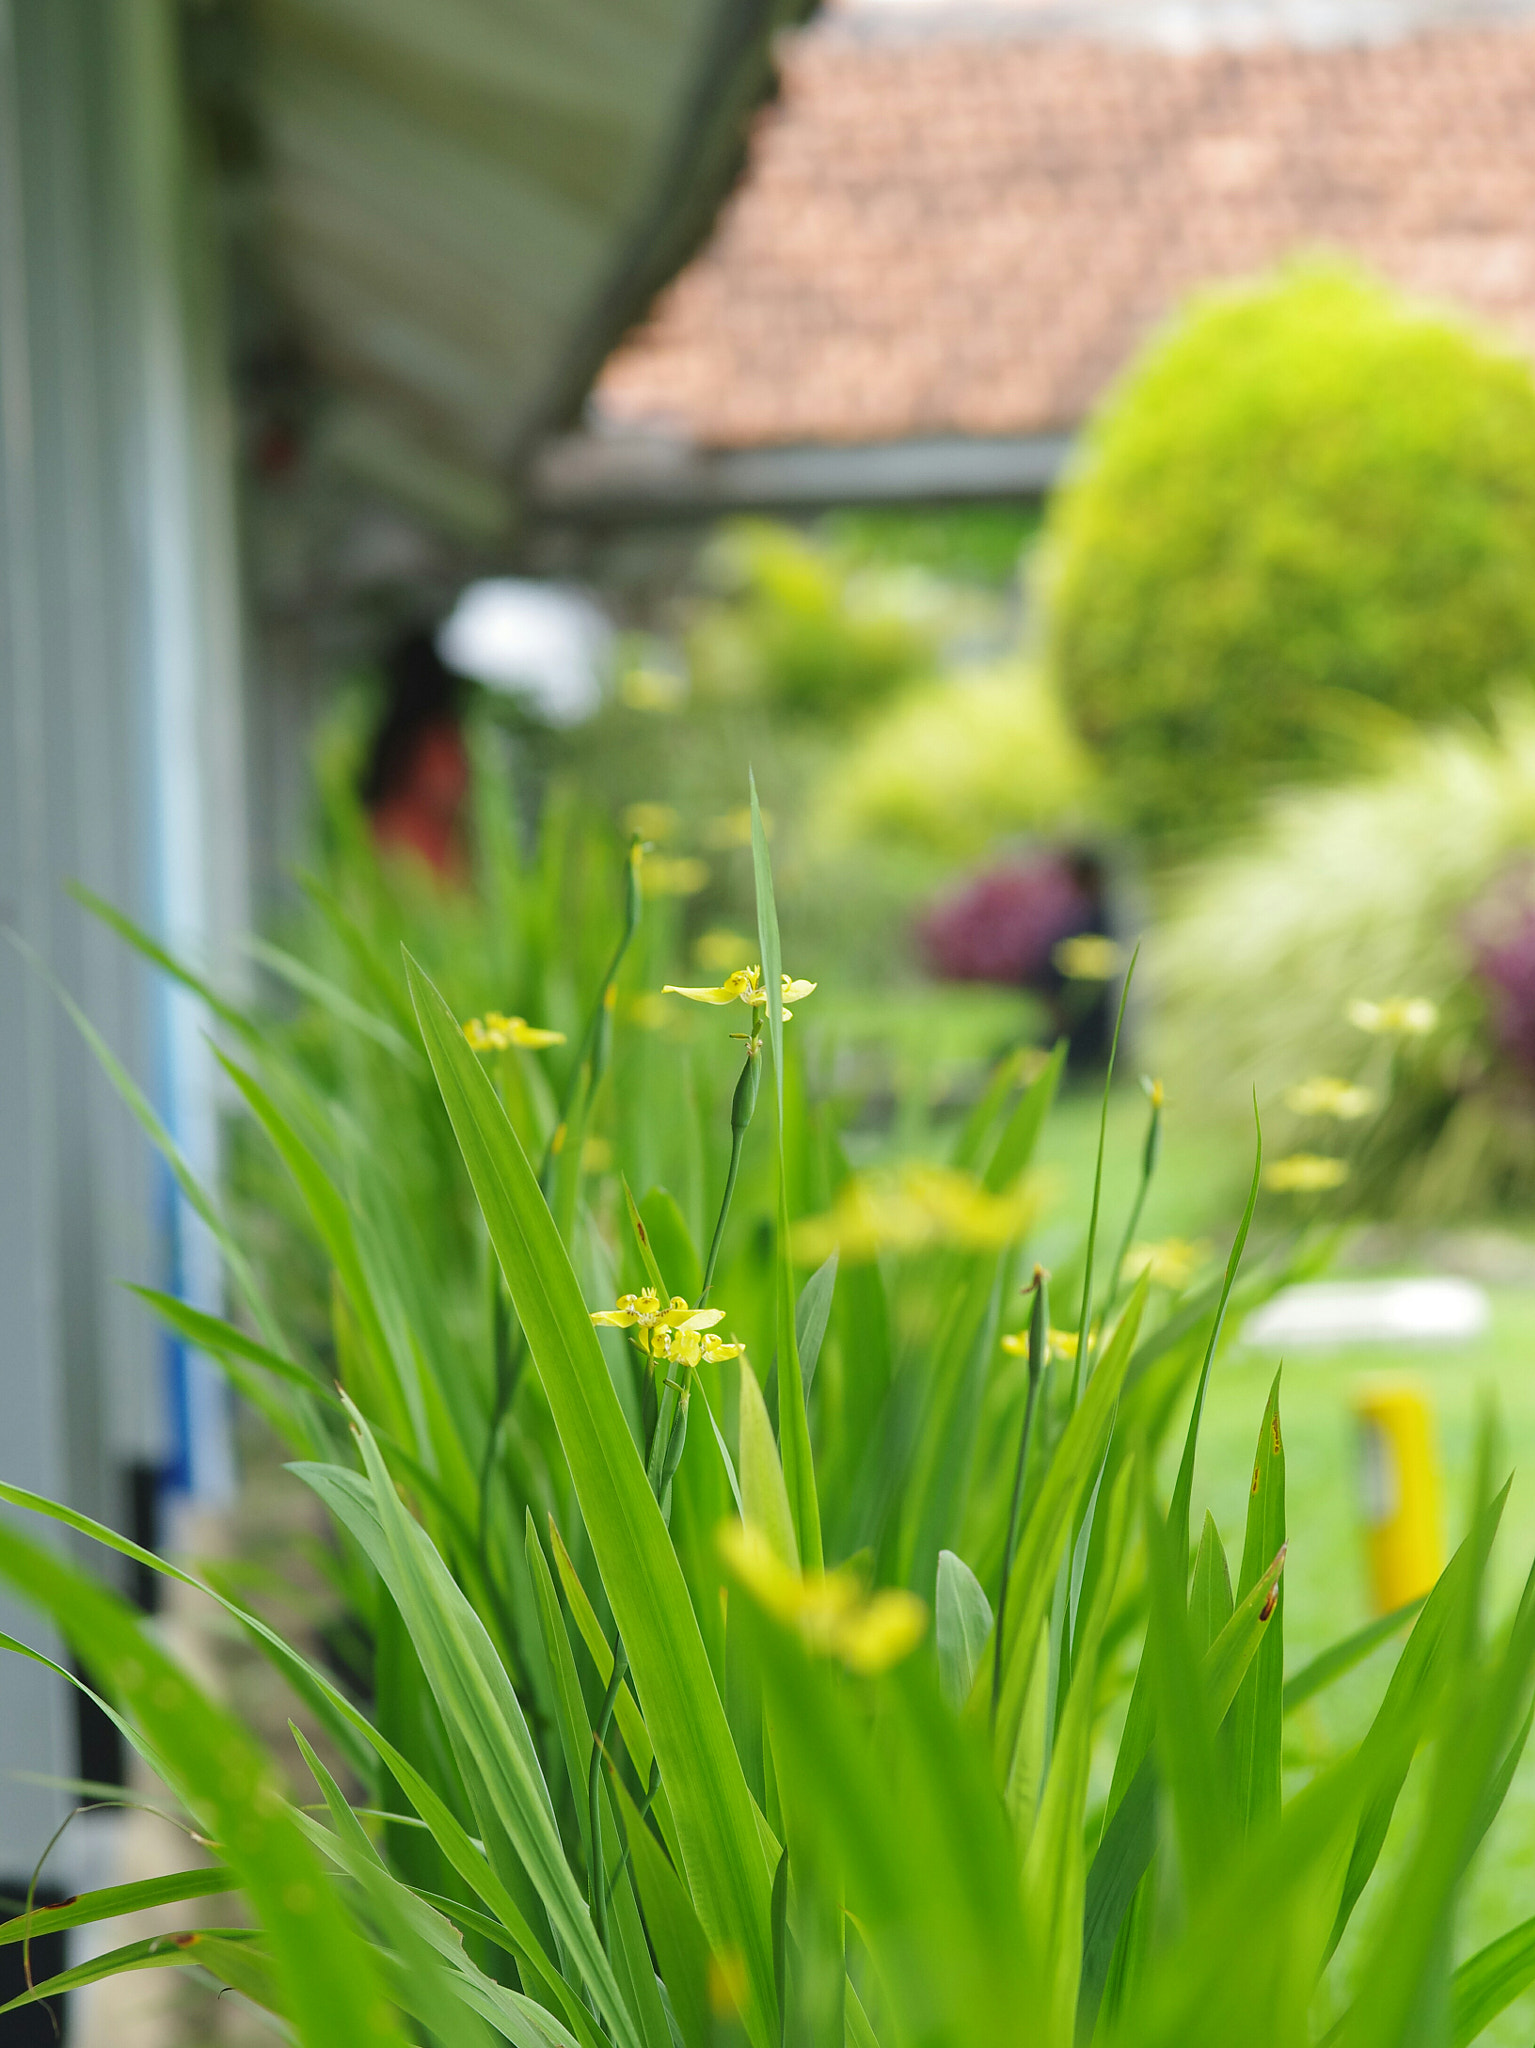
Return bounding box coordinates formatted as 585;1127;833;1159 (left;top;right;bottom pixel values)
251;0;811;520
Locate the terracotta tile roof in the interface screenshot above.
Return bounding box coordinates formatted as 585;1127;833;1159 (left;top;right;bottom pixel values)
593;10;1535;448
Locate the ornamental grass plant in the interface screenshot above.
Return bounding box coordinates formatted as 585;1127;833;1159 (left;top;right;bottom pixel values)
4;778;1535;2048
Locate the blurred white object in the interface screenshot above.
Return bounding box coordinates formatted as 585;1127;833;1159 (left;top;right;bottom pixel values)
1243;1277;1490;1349
439;578;611;726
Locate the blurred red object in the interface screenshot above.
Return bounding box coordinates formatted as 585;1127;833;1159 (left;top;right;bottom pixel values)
921;852;1098;986
363;628;471;880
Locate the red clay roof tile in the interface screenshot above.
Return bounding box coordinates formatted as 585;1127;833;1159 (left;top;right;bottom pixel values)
595;15;1535;447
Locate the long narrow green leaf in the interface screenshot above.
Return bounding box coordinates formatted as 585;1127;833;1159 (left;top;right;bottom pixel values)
750;776;822;1573
296;1430;637;2048
614;1774;712;2048
0;1869;237;1946
1283;1601;1424;1715
0;1475;601;2048
0;1520;398;2046
1142;1468;1223;1899
1450;1912;1535;2046
1327;1485;1510;1959
406;951;776;2048
1022;1462;1131;2048
0;1932;264;2016
1227;1371;1286;1835
1168;1106;1263;1578
1078;1540;1287;2038
935;1552;992;1713
988;1279;1148;1785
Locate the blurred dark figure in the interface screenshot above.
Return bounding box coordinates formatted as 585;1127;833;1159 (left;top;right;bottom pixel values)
920;847;1119;1068
361;628;471;878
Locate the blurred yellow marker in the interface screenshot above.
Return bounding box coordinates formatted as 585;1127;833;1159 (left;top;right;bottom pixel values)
1352;1378;1444;1612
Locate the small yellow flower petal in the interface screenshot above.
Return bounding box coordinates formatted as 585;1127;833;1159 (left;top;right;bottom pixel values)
623;801;680;843
1123;1238;1210;1292
1285;1076;1376;1120
663;972;756;1006
833;1591;930;1676
718;1521;926;1674
1346;996;1438;1037
696;928;756;973
463;1010;564;1052
1265;1153;1350;1193
590;1308;640;1328
642;855;711;899
1052;934;1125;982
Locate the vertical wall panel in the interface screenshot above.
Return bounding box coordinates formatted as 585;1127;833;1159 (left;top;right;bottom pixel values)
0;0;247;1874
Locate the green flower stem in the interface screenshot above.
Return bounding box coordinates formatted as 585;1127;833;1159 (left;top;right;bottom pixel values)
541;838;643;1193
993;1268;1049;1728
698;1016;764;1309
1105;1081;1163;1312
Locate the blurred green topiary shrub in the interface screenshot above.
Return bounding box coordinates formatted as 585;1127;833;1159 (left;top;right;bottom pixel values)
686;518;942;720
1044;261;1535;847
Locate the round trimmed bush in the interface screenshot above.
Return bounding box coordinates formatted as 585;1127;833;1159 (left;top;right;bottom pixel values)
1044;262;1535;847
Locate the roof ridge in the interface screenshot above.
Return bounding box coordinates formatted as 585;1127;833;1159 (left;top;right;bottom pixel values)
820;0;1535;52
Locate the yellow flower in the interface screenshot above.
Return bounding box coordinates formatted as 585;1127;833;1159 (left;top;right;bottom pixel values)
1346;996;1438;1037
1123;1238;1210;1291
621;666;686;712
1285;1075;1377;1120
623;992;672;1032
704;806;772;850
793;1164;1038;1265
1052;934;1125;982
640;855;711;899
623;801;679;843
719;1521;927;1675
1265;1153;1350;1193
589;1291;739;1372
707;1950;748;2020
651;1322;745;1374
464;1011;566;1052
695;927;756;973
1146;1076;1166;1110
662;966;817;1021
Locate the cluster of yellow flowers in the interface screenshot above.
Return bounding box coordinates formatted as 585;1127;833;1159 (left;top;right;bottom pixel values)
589;1289;742;1372
463;1011;565;1052
718;1521;927;1676
1264;994;1437;1196
793;1163;1037;1266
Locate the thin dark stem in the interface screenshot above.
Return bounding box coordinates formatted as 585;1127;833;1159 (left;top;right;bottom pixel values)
1106;1080;1163;1314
